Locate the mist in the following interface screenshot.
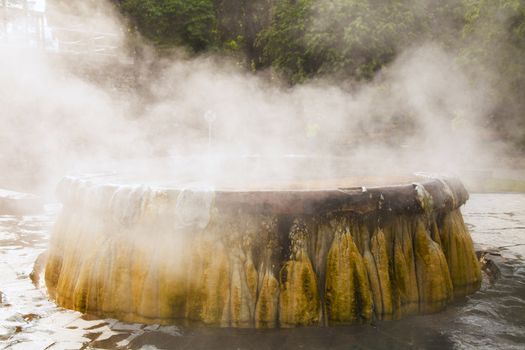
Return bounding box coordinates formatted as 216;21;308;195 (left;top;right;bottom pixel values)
0;0;508;196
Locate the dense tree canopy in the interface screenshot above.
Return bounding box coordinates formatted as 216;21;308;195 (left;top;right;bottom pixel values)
111;0;525;149
112;1;525;82
115;0;217;51
460;0;525;148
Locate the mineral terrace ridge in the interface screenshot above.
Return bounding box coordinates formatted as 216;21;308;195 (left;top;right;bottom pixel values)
44;174;482;328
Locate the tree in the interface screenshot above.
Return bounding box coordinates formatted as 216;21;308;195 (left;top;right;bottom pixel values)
256;0;316;82
116;0;217;52
461;0;525;150
214;0;274;67
257;0;429;82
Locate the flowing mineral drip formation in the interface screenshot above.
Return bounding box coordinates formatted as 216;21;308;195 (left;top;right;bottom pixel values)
45;175;482;327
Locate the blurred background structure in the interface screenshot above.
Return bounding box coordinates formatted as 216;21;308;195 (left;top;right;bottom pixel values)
0;0;121;57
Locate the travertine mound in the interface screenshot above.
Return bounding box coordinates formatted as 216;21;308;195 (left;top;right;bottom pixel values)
45;175;481;327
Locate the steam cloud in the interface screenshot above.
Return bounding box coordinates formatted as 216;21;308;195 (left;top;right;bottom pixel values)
0;0;506;196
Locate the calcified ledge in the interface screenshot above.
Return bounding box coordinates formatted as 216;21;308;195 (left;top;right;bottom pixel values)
45;175;481;328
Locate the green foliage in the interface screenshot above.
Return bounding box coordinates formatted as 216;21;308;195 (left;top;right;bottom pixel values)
214;0;273;61
116;0;217;51
113;0;525;148
256;0;465;82
460;0;525;149
256;0;316;82
304;0;417;79
113;0;525;86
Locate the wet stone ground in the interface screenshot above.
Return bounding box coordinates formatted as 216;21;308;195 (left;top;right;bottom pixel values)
0;194;524;350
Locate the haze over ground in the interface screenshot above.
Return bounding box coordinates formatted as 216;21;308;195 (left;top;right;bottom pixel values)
1;0;524;195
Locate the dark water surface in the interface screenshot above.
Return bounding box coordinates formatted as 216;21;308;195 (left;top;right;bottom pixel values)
0;194;524;350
